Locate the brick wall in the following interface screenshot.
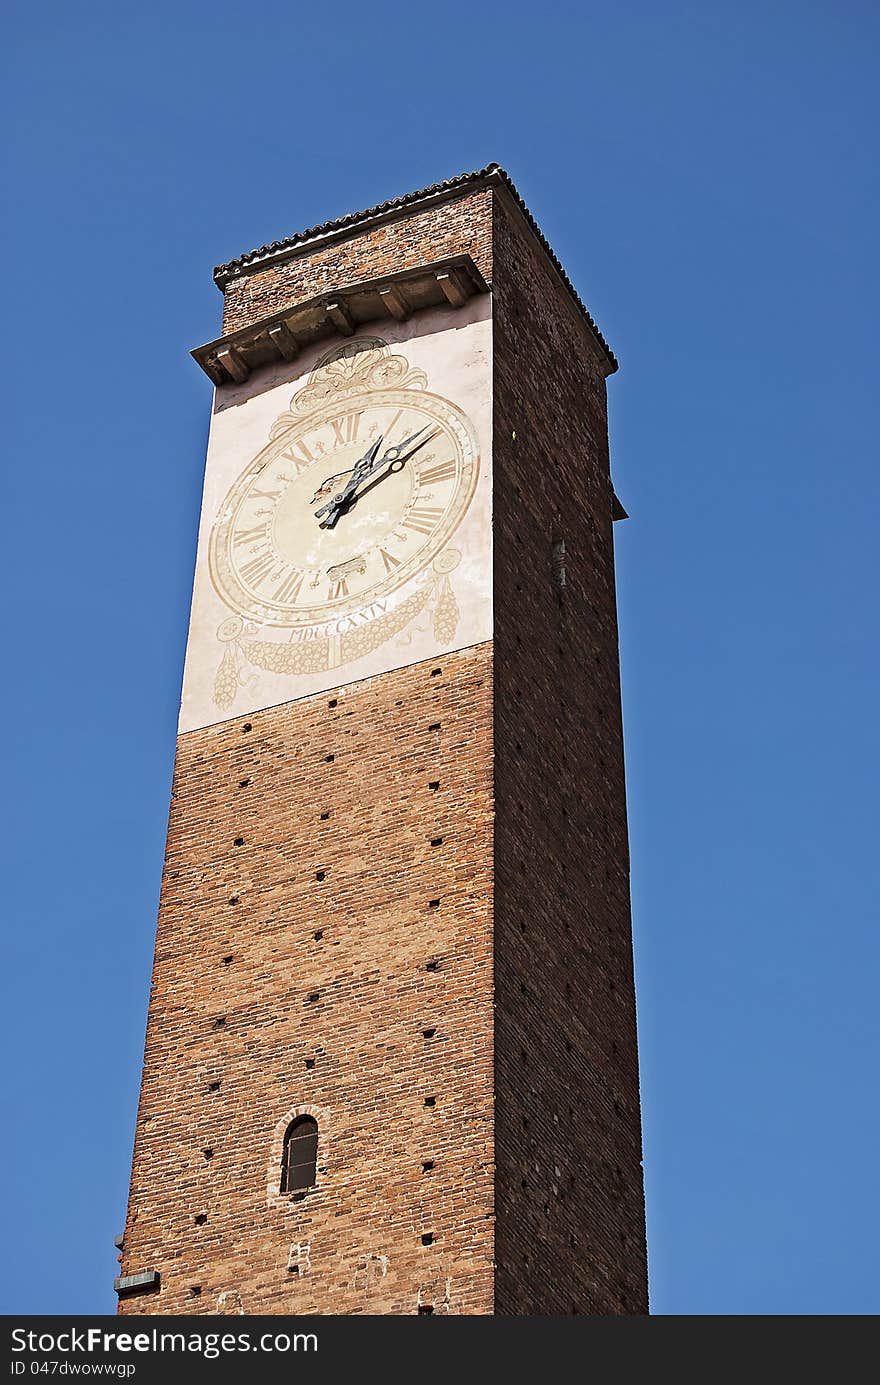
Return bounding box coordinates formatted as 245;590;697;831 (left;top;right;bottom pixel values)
221;190;493;335
120;646;495;1315
491;196;648;1313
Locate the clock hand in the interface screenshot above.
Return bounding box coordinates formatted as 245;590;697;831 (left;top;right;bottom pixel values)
333;428;439;509
317;427;433;514
313;435;384;521
316;427;439;529
374;425;435;469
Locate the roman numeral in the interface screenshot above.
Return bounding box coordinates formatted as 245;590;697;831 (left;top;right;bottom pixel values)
249;487;281;502
240;552;276;588
281;440;315;472
328;576;349;600
402;505;444;536
273;570;303;603
379;547;401;573
419;459;457;485
331;412;362;445
385;409;405;436
233;524;269;548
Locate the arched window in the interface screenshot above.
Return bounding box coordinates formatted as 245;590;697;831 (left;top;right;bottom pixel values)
280;1115;318;1193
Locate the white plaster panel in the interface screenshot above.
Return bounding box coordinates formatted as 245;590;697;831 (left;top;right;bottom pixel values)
179;297;492;732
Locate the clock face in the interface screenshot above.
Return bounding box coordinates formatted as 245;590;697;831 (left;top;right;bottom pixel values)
209;387;479;630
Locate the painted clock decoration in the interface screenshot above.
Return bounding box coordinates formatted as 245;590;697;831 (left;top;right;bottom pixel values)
208;337;480;711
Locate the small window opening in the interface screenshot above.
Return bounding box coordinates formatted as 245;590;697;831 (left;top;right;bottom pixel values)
430;837;443;847
280;1115;318;1194
320;811;331;820
428;722;441;731
428;781;440;792
430;668;442;677
306;992;320;1004
305;1058;315;1070
422;1160;435;1172
194;1214;207;1226
428;899;440;910
324;754;335;763
202;1148;213;1160
208;1081;221;1092
234;836;244;847
313;930;324;941
328;699;337;708
316;870;326;882
426;960;439;972
242;723;252;733
423;1028;436;1039
238;778;250;788
190;1286;202;1296
424;1096;436;1107
421;1233;435;1246
222;956;233;966
418;1305;434;1315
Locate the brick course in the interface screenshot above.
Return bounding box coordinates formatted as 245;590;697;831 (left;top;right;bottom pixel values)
120;180;647;1315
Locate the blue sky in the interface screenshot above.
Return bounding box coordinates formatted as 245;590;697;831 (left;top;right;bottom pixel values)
2;0;878;1315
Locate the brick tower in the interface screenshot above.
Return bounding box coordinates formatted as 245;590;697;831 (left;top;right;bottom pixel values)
117;165;648;1316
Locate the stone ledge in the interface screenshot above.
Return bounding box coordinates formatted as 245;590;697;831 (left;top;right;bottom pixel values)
114;1271;160;1297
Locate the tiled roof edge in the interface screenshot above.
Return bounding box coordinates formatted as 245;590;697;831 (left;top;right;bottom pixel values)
213;164;617;371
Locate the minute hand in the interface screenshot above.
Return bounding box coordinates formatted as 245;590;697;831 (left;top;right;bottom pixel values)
376;426;434;468
343;427;438;504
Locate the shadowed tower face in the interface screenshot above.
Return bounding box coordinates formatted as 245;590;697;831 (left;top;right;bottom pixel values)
117;166;648;1316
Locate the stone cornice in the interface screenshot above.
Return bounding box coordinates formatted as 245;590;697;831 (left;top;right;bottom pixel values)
192;254;488;386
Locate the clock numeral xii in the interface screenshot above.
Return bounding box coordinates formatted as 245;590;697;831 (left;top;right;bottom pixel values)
331;412;362;446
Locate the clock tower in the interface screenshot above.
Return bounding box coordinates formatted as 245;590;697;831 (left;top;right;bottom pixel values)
117;166;648;1315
